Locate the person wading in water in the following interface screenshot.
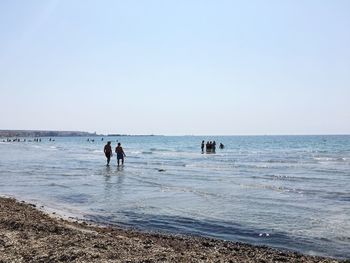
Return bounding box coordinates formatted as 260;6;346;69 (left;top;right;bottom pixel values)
115;142;126;166
104;141;112;166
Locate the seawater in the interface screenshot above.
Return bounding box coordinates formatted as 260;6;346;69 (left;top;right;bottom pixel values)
0;135;349;259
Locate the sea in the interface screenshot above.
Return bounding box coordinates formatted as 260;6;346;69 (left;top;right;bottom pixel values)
0;135;349;259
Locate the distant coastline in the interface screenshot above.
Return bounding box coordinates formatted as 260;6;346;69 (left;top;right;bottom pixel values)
0;130;97;138
0;130;159;138
107;134;156;137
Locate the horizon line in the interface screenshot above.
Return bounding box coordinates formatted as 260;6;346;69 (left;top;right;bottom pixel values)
0;129;349;137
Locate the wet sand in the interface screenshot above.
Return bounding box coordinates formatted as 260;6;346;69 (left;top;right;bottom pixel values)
0;197;345;262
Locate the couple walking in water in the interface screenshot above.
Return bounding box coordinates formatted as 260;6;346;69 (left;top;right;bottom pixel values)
104;141;126;166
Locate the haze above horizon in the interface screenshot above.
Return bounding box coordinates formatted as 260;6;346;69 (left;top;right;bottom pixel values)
1;0;349;135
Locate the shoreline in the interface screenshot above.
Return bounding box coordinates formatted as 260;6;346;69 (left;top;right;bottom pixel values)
0;197;346;262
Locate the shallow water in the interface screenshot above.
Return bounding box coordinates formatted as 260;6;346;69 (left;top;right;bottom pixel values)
0;135;349;259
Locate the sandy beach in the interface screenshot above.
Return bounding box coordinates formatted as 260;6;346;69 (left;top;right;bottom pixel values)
0;197;345;263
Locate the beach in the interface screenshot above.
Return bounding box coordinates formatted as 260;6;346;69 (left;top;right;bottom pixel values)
2;0;349;261
1;136;350;259
1;197;345;262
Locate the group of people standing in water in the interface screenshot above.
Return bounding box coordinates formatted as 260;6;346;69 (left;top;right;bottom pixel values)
104;141;126;166
201;140;224;153
103;140;224;165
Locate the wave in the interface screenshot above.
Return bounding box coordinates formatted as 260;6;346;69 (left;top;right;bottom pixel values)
322;192;350;202
313;157;347;162
47;183;70;189
240;183;291;193
253;174;329;182
129;151;142;154
267;159;300;164
31;145;44;149
150;148;173;152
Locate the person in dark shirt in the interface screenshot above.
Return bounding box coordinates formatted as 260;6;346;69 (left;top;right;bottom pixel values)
206;141;210;152
201;140;205;153
104;141;112;166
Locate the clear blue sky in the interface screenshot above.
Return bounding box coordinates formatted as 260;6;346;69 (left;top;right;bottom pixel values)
1;0;349;135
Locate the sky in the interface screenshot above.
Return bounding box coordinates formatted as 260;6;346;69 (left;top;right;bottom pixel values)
0;0;349;135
